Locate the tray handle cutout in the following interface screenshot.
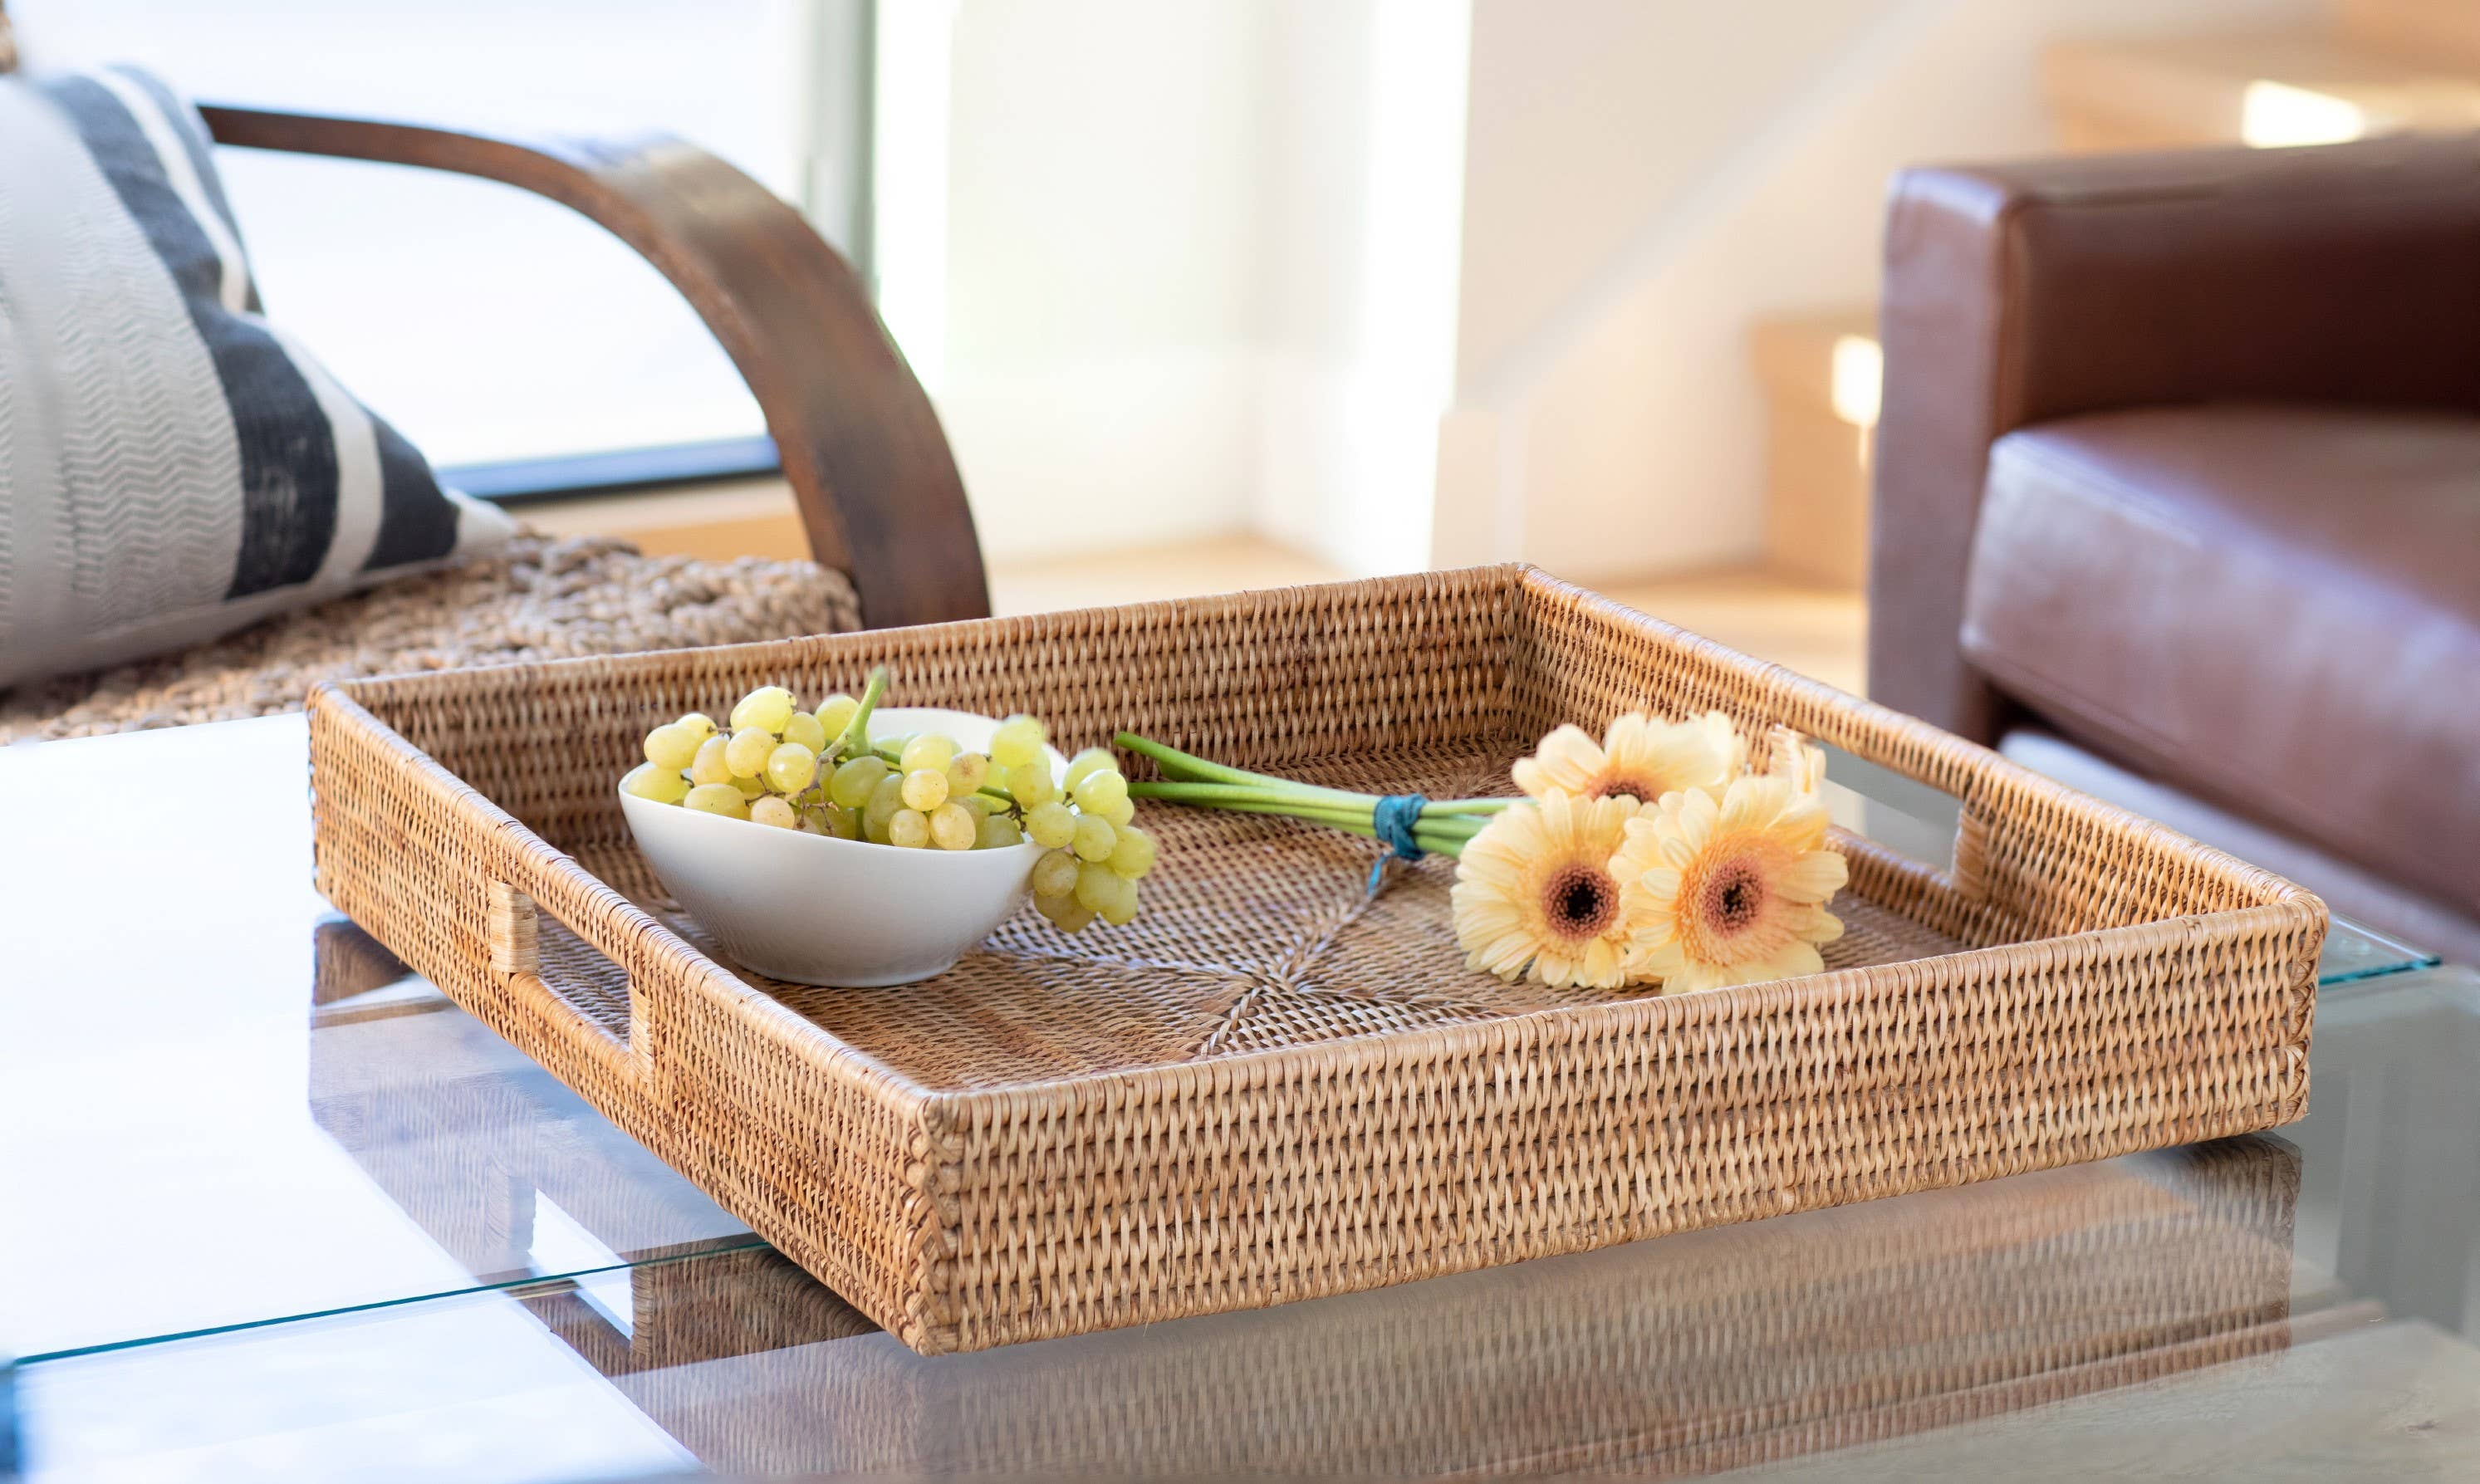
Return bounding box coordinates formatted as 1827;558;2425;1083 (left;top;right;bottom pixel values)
486;879;652;1094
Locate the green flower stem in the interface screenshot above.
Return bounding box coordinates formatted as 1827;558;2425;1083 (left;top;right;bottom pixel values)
1119;729;1512;862
1125;780;1487;837
1114;732;1371;806
1169;796;1475;857
1125;780;1345;810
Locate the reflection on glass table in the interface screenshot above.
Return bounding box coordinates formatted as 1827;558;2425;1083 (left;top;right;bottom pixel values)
17;1140;2314;1479
27;960;2480;1479
0;720;757;1366
6;930;762;1364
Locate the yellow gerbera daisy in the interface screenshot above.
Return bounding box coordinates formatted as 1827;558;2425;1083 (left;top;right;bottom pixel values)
1613;775;1847;994
1451;791;1647;989
1511;710;1740;806
1767;724;1827;797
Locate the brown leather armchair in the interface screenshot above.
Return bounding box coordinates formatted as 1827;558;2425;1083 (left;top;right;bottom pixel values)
1870;133;2480;963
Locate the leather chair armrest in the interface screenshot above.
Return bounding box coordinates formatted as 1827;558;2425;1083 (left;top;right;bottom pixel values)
1867;133;2480;742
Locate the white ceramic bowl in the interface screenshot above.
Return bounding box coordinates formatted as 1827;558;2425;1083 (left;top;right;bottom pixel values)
618;707;1060;987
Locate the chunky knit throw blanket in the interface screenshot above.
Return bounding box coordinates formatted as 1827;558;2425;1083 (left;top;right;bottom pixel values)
0;533;863;744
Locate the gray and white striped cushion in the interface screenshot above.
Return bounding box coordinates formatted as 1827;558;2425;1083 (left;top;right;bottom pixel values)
0;66;512;689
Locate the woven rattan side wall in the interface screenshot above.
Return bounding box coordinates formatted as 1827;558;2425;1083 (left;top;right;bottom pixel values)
336;566;1526;855
307;688;939;1339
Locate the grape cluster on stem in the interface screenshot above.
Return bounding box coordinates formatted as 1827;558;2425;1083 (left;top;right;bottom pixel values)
622;668;1156;933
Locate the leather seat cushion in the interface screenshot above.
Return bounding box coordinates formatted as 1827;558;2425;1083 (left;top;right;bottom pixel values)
1962;404;2480;918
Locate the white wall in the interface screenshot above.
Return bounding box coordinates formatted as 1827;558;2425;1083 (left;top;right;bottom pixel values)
1254;0;1471;577
899;0;2329;584
886;0;1469;574
887;0;1268;562
1451;0;1898;394
1443;0;2326;584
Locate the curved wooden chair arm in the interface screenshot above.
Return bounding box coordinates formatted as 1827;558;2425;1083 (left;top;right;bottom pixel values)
198;102;990;629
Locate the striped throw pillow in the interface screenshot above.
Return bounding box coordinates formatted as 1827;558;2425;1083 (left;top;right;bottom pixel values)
0;66;513;690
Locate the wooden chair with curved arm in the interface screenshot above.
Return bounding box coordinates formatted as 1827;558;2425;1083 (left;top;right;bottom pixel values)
191;103;990;630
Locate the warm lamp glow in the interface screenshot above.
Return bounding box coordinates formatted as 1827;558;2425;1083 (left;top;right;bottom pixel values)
2241;81;2366;148
1829;334;1881;429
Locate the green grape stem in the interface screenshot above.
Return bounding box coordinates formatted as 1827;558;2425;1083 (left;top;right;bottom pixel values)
1115;732;1517;860
831;667;890;762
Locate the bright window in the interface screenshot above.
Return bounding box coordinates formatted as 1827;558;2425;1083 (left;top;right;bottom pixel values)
10;1;868;481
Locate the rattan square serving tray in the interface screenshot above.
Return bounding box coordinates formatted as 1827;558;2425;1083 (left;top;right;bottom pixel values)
307;565;2325;1355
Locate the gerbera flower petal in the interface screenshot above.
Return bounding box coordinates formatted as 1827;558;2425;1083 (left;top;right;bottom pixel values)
1718;774;1786;834
1661;959;1726;995
1673;786;1718;840
1510;725;1604;800
1767;725;1827;797
1699;712;1749;776
1778;850;1849;904
1450;786;1649;990
1774;942;1826;978
1618;774;1848;995
1512;712;1738;806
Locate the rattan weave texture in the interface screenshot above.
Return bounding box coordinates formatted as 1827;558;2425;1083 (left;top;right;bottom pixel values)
307;565;2324;1354
0;532;860;743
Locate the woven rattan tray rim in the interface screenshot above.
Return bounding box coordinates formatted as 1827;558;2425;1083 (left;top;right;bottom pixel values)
313;563;2323;1116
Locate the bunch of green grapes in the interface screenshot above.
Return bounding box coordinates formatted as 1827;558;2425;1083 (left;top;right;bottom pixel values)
622;683;865;835
618;672;1154;933
988;715;1154;934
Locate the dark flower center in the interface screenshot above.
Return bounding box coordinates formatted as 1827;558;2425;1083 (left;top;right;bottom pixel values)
1542;864;1619;939
1593;773;1658;801
1701;858;1767;936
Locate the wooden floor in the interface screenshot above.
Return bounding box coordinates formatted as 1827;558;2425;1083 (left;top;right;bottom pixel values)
985;536;1343;620
1598;569;1866;697
993;542;1866;698
521;487;1868;698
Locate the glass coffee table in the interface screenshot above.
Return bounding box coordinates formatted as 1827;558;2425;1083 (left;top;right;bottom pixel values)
5;717;2475;1479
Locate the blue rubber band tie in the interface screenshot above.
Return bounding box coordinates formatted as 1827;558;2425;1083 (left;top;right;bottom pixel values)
1367;792;1429;894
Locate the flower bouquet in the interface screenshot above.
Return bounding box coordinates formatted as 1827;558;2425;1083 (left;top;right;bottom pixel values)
1123;712;1847;993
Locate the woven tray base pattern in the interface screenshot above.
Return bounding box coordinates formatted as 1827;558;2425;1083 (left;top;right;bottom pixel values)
562;742;1965;1090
